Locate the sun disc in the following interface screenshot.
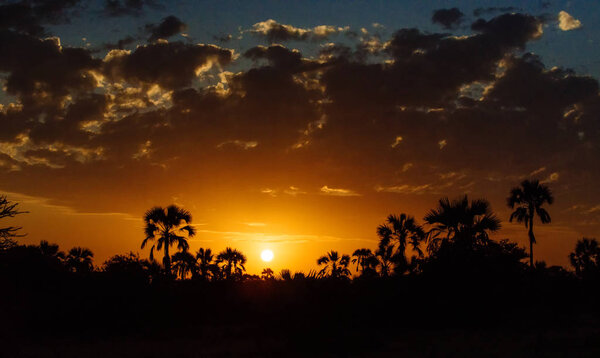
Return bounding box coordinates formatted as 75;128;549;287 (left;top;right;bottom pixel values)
261;249;274;262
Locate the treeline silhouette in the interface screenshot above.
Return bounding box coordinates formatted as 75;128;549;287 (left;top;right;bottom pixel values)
2;181;600;357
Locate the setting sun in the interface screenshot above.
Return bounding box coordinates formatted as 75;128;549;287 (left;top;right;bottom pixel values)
261;249;274;262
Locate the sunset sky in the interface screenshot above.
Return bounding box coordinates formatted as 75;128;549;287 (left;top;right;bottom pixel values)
1;0;600;274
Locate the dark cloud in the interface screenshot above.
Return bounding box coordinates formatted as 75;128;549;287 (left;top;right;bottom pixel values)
102;41;233;89
0;0;81;36
0;30;100;105
473;7;520;17
102;35;137;50
432;8;464;29
102;0;161;17
146;15;187;42
484;54;598;112
471;13;542;48
385;28;445;58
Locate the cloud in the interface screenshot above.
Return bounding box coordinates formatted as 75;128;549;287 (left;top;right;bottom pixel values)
432;8;464;29
541;172;560;183
473;7;519;17
216;140;258;150
529;167;547;176
146;15;187;42
0;0;82;36
375;184;431;195
320;186;361;197
558;11;582;31
102;42;234;89
249;19;348;42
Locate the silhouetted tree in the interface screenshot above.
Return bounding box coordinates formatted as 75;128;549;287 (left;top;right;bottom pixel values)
66;247;94;273
425;196;501;253
317;250;351;279
507;180;554;267
261;268;274;280
569;238;600;281
0;195;27;249
38;240;65;260
172;250;197;280
279;269;292;280
103;252;162;283
377;214;426;274
141;205;196;276
352;248;373;274
216;247;247;280
375;244;394;277
196;248;217;281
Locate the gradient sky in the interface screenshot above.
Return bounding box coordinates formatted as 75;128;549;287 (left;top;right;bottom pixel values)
1;0;599;274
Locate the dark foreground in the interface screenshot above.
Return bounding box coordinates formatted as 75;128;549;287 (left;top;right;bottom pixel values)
3;273;600;357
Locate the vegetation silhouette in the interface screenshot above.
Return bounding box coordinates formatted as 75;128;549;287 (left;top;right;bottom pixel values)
317;250;351;278
376;213;425;275
261;267;274;279
216;247;247;280
0;195;27;249
141;205;196;276
569;237;600;281
66;247;94;274
2;182;600;357
507;179;554;267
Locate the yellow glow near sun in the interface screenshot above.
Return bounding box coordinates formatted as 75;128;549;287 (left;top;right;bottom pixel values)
261;249;274;262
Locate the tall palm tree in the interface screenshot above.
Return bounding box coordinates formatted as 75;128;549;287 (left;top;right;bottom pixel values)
507;180;554;267
352;248;374;274
377;214;426;274
141;205;196;276
216;247;247;280
261;268;274;280
317;250;351;279
196;248;216;280
424;195;501;252
66;247;94;273
171;250;197;280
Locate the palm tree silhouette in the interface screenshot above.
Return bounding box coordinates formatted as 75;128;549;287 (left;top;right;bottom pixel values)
507;180;554;267
375;244;394;277
569;238;600;279
216;247;247;280
171;250;197;280
196;248;216;280
141;205;196;276
377;214;425;274
261;268;274;280
317;250;351;279
425;195;501;252
352;248;373;274
66;247;94;273
39;240;65;260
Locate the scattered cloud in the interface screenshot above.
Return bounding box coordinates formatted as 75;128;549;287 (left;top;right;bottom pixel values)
249;19;348;42
375;184;431;195
432;8;464;29
541;172;560;183
146;15;187;42
320;186;361;197
558;11;582;31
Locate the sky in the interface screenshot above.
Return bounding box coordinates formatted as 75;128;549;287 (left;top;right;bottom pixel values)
1;0;599;274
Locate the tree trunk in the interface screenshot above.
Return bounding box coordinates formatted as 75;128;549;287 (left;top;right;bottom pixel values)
528;215;535;268
164;241;171;277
